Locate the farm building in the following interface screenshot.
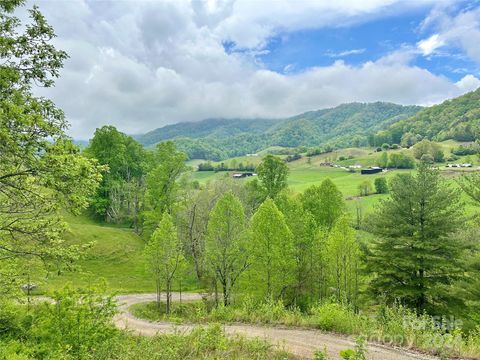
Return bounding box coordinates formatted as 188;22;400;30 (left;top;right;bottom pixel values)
361;167;383;175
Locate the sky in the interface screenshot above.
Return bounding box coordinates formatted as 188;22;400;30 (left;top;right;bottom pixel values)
22;0;480;139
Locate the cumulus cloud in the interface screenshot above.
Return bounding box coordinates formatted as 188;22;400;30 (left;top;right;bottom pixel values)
418;5;480;62
25;0;480;139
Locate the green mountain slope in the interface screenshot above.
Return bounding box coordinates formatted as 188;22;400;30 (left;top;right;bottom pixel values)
383;87;480;144
136;102;421;160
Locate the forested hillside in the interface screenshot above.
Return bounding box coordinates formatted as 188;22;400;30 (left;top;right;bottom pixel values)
376;87;480;146
136;102;421;160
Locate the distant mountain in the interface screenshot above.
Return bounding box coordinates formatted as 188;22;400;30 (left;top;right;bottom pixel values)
380;87;480;145
136;102;422;160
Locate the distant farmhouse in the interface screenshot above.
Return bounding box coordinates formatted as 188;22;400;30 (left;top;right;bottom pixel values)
361;167;383;175
232;172;256;179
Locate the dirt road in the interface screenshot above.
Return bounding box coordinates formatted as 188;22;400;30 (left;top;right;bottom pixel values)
114;293;438;360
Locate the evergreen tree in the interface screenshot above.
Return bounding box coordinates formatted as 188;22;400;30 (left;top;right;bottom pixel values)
367;162;466;314
206;192;249;306
249;199;294;299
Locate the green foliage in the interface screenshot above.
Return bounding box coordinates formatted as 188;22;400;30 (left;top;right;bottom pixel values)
144;213;184;313
256;155;289;199
0;0;103;296
137;103;421;160
412;139;445;162
374;177;388;194
301;179;345;229
357;181;372;196
382;87;480;143
322;216;360;305
339;337;367;360
84;125;146;224
206;192;248;306
388;152;415;169
249;199;294;299
367;162;467;314
143;141;187;232
377;151;388;167
0;284;118;359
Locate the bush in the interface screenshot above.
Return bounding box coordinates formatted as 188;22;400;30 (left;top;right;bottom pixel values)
358;181;372;197
374;178;388;194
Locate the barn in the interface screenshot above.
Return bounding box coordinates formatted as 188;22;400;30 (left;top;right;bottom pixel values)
361;167;383;175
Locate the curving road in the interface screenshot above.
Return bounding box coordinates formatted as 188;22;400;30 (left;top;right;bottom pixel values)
114;293;438;360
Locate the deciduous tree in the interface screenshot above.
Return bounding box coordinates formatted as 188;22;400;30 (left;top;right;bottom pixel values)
206;192;249;306
249;199;294;299
144;213;184;314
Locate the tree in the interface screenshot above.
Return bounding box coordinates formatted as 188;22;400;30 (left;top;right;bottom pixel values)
358;181;372;196
367;162;466;314
256;155;289;199
85;126;146;227
374;177;388;194
377;151;389;168
249;199;294;299
388;153;415;169
143;142;187;231
323;216;361;306
144;213;184;314
206;192;249;306
412;140;444;163
300;179;345;230
275;192;317;306
0;0;103;295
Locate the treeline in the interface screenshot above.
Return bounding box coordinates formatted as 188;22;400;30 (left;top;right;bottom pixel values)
197;161;256;172
83;126;187;232
370;87;480;146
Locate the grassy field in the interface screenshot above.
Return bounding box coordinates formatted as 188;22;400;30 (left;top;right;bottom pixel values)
34;213;198;294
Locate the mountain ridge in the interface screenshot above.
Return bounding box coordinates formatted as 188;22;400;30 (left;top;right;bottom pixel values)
136;102;422;160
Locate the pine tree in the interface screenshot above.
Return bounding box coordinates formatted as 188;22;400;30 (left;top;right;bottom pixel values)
367;162;466;314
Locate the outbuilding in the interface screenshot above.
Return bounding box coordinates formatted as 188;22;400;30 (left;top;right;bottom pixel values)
361;167;383;175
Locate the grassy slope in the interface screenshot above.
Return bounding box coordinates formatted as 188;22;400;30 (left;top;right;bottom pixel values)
39;214;152;293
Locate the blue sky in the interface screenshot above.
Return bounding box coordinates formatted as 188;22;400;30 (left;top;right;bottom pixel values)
28;0;480;138
248;2;479;81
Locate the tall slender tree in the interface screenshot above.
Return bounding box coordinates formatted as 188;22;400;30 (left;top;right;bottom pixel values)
206;192;249;306
144;213;184;314
249;199;294;299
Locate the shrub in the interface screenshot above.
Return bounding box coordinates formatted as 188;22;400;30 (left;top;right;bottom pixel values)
374;178;388;194
358;181;372;197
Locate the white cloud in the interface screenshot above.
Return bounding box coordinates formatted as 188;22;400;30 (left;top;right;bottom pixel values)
326;48;366;58
417;34;445;55
23;0;480;139
420;6;480;62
